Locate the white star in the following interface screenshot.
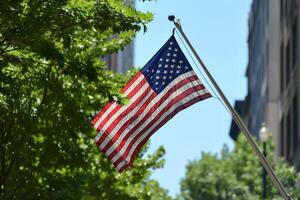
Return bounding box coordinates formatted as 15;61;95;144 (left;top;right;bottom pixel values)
174;48;178;52
156;87;158;90
176;70;180;73
146;69;149;72
168;47;172;50
157;70;161;73
169;76;173;79
171;64;174;68
151;69;154;72
160;58;163;61
158;64;162;67
177;65;181;69
156;76;160;79
150;76;153;79
167;53;171;56
173;54;177;57
185;66;189;69
163;76;166;79
170;42;174;45
155;82;159;85
166;59;170;62
163;70;167;74
164;64;169;68
171;59;176;62
179;60;183;64
170;70;174;74
162;82;165;85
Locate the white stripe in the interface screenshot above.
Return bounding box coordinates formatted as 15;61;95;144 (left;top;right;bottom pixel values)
94;131;102;143
111;77;206;163
116;160;126;171
100;145;127;171
116;160;127;171
116;89;208;169
95;78;150;142
94;103;117;129
112;87;207;164
99;89;155;150
105;71;199;157
93;73;144;129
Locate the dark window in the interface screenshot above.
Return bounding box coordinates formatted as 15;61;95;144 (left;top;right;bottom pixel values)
280;118;285;157
292;18;298;68
280;43;284;91
286;40;291;86
266;0;269;24
266;41;269;66
280;0;284;21
292;94;298;152
287;109;291;161
285;0;288;17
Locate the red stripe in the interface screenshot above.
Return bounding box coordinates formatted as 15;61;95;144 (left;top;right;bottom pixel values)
106;77;203;160
127;93;212;165
121;72;142;93
96;85;152;146
91;102;114;126
95;76;148;132
108;84;205;162
94;146;129;172
112;86;209;166
118;164;128;173
102;92;157;152
93;74;194;131
116;162;128;173
91;72;142;128
95;104;121;131
111;157;130;173
127;78;148;99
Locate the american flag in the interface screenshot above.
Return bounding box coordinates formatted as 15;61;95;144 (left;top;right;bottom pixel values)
91;36;211;172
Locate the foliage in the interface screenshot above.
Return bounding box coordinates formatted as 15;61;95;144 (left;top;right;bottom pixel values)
0;0;171;199
179;136;300;200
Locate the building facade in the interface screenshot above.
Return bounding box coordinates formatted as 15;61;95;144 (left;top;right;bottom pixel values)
231;0;300;166
104;43;134;73
104;0;134;73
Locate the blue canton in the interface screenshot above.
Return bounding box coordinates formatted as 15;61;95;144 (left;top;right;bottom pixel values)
141;36;193;94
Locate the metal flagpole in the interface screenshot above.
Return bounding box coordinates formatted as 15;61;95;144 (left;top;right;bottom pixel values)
168;15;293;200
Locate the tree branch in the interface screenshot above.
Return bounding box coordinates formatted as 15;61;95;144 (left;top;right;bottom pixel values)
36;66;52;114
0;48;19;56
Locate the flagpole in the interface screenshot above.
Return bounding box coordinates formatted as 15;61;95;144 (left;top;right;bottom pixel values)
168;15;293;200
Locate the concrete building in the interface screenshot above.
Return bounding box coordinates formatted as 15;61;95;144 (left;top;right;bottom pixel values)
105;0;134;73
104;43;134;73
229;99;249;141
230;0;300;166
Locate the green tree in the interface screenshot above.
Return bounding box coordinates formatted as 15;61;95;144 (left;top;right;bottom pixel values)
179;136;300;200
0;0;171;199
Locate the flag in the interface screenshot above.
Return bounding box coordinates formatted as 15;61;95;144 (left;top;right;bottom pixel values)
91;35;211;172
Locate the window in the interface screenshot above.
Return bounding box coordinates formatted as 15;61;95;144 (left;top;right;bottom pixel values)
292;18;298;68
266;0;269;25
280;118;285;157
266;41;269;67
292;94;298;152
286;40;291;86
280;43;284;91
285;0;288;17
286;109;291;161
280;0;284;21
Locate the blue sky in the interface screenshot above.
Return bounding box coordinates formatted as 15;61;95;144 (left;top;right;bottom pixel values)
134;0;252;197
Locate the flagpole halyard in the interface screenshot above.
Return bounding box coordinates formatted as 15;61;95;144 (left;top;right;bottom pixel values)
168;15;293;200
